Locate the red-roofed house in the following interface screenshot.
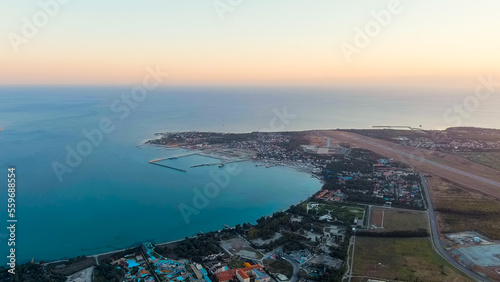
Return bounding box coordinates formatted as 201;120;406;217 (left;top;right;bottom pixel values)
237;269;250;282
216;270;236;282
216;264;269;282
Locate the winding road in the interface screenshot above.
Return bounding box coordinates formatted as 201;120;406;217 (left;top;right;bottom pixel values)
281;253;299;282
260;249;299;282
420;174;487;282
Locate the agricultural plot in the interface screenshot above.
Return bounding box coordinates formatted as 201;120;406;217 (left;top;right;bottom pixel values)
352;237;471;282
369;206;428;232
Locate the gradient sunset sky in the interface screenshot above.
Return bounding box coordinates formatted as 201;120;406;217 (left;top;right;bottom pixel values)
1;0;499;86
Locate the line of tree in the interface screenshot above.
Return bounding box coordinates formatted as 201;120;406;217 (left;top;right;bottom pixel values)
355;229;429;238
172;236;221;262
0;264;66;282
434;208;500;216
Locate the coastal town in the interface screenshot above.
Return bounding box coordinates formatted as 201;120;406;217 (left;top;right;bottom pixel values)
147;131;426;210
347;127;500;153
3;127;500;282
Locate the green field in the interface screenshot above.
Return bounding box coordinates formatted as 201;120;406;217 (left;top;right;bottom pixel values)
429;177;500;240
456;152;500;171
370;207;428;232
229;257;246;269
263;259;293;278
346;207;365;220
352;237;471;282
306;202;367;226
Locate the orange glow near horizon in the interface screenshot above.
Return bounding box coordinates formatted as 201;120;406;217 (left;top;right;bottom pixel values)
1;0;499;87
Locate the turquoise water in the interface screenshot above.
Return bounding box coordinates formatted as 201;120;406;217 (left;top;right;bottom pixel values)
0;86;499;264
126;259;140;268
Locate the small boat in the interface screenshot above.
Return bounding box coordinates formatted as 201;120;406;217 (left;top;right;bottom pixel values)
219;163;225;168
224;224;231;229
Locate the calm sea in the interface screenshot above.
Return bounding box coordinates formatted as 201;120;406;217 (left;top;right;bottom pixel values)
0;86;499;264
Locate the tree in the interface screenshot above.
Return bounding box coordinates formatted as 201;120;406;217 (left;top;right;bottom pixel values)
248;227;260;240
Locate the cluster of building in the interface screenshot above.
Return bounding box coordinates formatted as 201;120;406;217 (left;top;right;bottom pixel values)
190;263;213;282
111;251;154;281
287;250;312;264
111;242;212;282
393;135;500;152
253;137;349;166
315;189;347;202
148;132;229;147
372;163;424;208
148;132;350;175
446;232;491;246
216;264;270;282
320;159;425;209
204;261;231;276
446;232;500;280
301;142;350;156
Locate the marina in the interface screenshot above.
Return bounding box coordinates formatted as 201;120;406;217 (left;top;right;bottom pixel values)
149;153;198;163
148;153;201;172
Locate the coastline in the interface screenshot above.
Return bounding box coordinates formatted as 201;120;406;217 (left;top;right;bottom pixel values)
143;143;323;181
42;238;189;266
31;127;500;279
42;194;320;266
38;143;323;266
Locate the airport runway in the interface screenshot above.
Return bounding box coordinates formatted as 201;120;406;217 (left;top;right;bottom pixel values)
324;131;500;199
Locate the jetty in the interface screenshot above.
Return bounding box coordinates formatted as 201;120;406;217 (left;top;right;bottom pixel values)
190;163;224;168
149;153;197;163
149;161;187;172
148;153;199;172
190;159;245;168
167;153;197;159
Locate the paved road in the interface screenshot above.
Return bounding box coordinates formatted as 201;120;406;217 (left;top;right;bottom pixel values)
281;254;299;282
367;205;372;229
341;235;356;282
259;247;299;282
420;174;487;282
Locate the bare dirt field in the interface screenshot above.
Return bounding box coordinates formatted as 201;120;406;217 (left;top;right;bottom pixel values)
369;208;383;228
220;237;263;260
66;266;94;282
307;130;500;200
50;257;96;276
